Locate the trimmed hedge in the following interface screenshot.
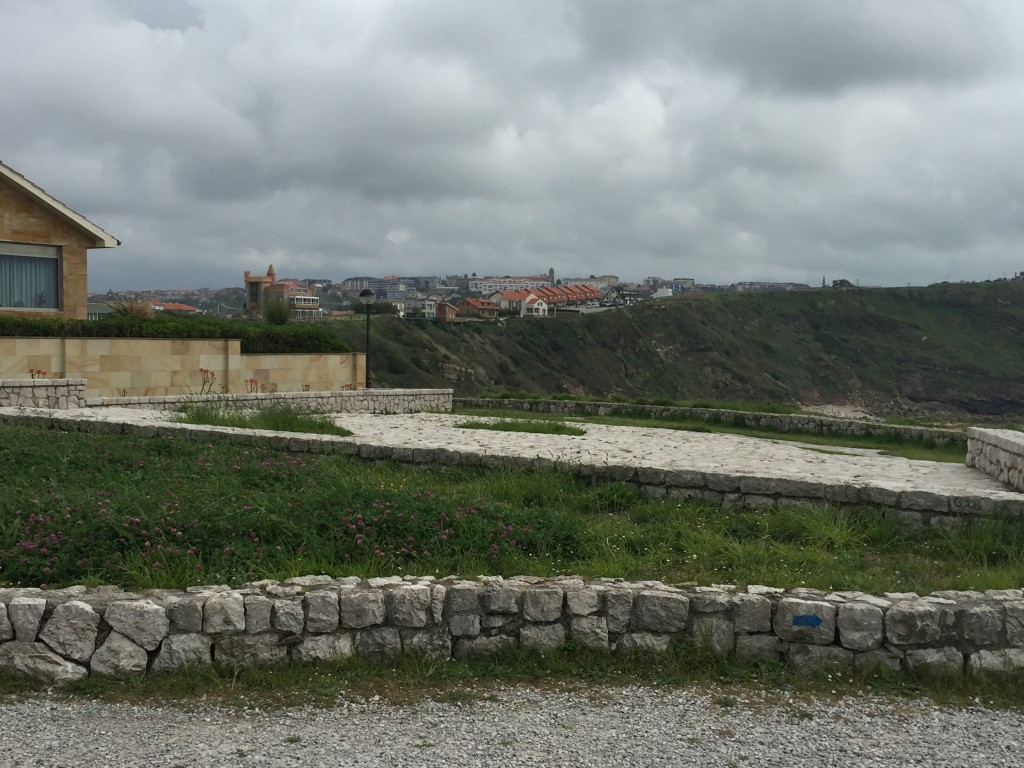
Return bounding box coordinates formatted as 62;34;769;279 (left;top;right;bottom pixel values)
0;315;350;354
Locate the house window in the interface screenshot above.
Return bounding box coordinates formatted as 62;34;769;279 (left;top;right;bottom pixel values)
0;241;61;310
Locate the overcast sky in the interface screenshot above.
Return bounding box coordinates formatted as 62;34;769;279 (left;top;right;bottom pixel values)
4;0;1024;291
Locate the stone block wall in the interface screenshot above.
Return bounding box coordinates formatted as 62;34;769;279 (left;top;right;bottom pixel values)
0;337;363;397
967;428;1024;491
456;398;965;446
0;378;86;409
85;388;454;415
2;576;1023;687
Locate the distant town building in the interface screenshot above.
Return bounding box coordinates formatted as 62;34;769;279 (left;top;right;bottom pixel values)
244;265;324;319
469;275;551;293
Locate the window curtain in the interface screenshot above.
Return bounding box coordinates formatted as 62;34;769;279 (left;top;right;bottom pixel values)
0;252;60;309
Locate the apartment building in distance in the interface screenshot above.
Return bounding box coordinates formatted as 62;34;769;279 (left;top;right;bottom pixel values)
244;264;324;319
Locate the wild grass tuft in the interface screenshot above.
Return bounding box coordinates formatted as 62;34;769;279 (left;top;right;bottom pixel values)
173;402;353;437
455;419;586;436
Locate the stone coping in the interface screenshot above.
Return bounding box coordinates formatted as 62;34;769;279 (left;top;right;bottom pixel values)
456;397;966;445
1;575;1022;687
2;408;1022;529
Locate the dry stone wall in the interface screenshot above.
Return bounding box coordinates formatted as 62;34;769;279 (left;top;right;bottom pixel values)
968;428;1024;491
85;388;453;414
2;576;1023;687
0;379;86;409
456;397;965;446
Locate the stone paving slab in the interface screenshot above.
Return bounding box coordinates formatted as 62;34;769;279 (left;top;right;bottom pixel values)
331;413;1022;500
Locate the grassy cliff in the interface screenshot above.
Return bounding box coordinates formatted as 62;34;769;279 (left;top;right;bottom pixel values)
325;281;1024;416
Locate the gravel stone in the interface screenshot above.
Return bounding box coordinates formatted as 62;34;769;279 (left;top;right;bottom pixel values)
2;685;1024;767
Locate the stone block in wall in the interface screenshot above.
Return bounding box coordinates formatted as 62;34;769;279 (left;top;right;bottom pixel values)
853;648;902;673
356;627;402;663
959;602;1003;647
520;623;566;651
430;585;446;624
91;632;148;678
0;603;12;641
387;585;431;627
735;634;779;662
837;603;884;651
885;601;951;646
522;588;564;623
688;590;732;614
482;584;521;615
787;643;853;673
339;590;385;629
446;582;482;615
968;649;1024;674
454;635;515;660
292;633;355;663
449;614;481;637
152;634;212;673
773;599;836;646
272;599;305;634
8;597;46;642
168;596;205;633
690;613;735;655
105;600;169;650
0;641;88;686
733;594;771;634
400;628;452;662
217;633;288;667
571;616;609;651
905;647;963;676
615;632;671;656
596;588;632;634
244;596;273;634
38;600;100;663
305;591;340;633
633;590;689;634
566;588;600;616
202;593;245;635
1005;602;1024;647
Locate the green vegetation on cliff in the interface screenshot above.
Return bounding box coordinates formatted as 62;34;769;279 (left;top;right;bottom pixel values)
328;282;1024;415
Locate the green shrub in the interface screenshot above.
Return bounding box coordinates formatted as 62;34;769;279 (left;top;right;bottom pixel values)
0;315;349;354
263;301;291;326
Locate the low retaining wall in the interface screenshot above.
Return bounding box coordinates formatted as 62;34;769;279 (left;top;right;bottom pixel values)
1;576;1022;686
0;378;86;409
967;428;1024;491
0;383;452;415
86;388;454;415
0;410;1019;528
456;398;966;445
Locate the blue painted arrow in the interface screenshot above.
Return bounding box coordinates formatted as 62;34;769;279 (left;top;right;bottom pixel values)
792;614;824;627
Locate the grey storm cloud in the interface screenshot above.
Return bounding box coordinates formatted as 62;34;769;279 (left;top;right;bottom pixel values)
1;0;1023;291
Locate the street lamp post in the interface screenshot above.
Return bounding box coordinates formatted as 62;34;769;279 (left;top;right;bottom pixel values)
358;289;374;388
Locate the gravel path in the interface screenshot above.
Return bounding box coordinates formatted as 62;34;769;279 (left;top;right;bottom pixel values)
3;686;1022;767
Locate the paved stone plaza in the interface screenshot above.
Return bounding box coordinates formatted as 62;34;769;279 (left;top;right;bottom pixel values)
12;406;1021;505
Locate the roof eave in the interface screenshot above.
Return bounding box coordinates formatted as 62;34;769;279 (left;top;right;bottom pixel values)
0;161;120;248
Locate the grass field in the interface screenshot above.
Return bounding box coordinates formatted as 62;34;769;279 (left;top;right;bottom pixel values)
2;420;1022;593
